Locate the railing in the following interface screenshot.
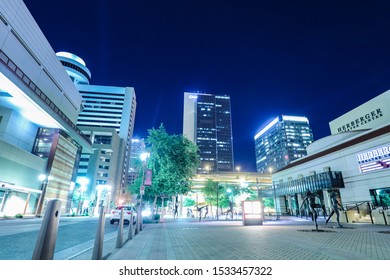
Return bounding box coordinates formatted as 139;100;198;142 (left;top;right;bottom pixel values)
340;201;389;225
342;201;374;224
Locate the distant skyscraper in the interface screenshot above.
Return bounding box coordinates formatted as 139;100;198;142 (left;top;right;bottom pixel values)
254;115;313;173
57;52;137;205
183;92;234;173
127;138;146;187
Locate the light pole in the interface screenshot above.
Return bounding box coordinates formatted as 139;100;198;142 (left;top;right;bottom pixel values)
216;183;219;221
269;167;277;216
227;188;232;219
137;152;150;233
35;174;50;216
76;177;89;215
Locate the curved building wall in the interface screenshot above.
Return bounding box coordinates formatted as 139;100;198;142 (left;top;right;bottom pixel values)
57;52;91;85
329;89;390;135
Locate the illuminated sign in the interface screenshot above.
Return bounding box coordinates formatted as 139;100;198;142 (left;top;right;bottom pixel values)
189;95;198;99
357;145;390;164
337;108;383;133
357;145;390;173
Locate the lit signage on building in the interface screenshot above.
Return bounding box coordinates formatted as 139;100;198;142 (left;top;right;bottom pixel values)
189;95;198;99
336;108;383;133
357;144;390;173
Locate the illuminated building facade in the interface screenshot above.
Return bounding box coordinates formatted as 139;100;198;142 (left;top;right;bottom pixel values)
259;90;390;225
254;115;313;173
0;1;92;215
127;138;146;188
183;92;234;173
57;52;137;206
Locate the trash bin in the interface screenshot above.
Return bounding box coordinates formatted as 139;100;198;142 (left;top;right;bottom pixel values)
242;200;263;226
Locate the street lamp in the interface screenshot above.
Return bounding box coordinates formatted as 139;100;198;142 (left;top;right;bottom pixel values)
76;177;89;214
35;174;51;216
226;188;233;219
216;183;219;221
269;167;277;216
137;152;150;233
236;166;240;173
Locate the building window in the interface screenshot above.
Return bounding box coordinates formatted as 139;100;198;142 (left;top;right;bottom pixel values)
93;135;112;145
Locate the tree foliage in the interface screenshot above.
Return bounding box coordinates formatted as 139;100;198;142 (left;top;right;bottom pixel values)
129;124;200;204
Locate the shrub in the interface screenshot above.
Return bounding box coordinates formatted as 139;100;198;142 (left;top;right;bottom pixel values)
15;213;23;219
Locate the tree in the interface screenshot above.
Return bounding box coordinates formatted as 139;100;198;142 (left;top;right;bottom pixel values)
129;124;200;216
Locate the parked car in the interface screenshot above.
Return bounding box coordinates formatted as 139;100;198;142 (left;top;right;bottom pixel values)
110;205;137;225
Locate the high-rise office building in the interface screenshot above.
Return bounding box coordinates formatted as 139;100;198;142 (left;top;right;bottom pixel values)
57;52;137;206
254;115;313;173
127;138;146;188
183;92;234;173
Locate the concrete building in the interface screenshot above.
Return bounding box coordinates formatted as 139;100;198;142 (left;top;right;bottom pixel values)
254;115;314;173
57;52;137;207
261;90;390;225
0;1;92;215
183;92;234;173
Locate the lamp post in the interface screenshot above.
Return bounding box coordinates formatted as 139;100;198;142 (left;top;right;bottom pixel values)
35;174;50;216
216;183;219;221
227;188;233;219
137;152;150;233
269;167;277;216
76;177;89;215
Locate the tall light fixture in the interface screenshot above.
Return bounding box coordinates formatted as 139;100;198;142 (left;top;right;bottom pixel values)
137;152;150;232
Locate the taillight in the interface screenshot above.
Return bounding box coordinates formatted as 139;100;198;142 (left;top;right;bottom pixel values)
126;211;131;214
111;210;115;214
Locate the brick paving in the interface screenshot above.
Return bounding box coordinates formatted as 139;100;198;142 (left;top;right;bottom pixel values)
107;217;390;260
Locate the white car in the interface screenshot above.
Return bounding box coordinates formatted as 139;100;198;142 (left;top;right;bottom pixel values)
110;206;137;225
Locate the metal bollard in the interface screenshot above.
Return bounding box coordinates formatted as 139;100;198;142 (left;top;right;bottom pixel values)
32;199;62;260
91;206;105;260
379;209;388;225
127;211;134;240
116;208;124;248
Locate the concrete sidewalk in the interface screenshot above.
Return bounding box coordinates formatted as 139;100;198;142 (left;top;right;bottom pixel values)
106;217;390;260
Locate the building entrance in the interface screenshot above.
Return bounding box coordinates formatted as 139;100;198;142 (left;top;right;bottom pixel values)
370;187;390;209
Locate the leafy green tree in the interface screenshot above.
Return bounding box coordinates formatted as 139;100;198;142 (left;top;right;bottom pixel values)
202;179;223;206
183;197;196;207
129;124;200;214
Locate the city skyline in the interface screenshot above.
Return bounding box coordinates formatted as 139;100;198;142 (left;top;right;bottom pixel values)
24;0;390;171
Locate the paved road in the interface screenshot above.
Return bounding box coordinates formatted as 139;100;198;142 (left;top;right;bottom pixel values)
0;216;119;260
107;216;390;260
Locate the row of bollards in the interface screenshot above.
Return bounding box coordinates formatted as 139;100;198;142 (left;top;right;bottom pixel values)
90;206;140;259
31;200;141;260
115;209;136;249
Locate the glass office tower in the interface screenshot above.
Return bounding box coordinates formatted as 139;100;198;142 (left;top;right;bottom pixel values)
254;115;313;173
183;92;234;173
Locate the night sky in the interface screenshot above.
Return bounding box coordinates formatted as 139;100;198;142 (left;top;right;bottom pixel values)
23;0;390;172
